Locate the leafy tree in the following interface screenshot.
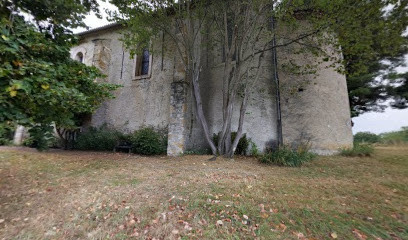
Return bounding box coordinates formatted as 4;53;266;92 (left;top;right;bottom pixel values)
334;0;407;117
282;0;408;117
0;1;120;150
110;0;219;154
111;0;407;157
354;132;381;144
388;72;408;109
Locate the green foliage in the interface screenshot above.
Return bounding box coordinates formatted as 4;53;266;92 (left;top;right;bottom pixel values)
259;145;316;167
388;72;408;110
0;1;120;151
130;128;167;155
248;139;260;157
0;16;120;126
282;0;408;116
340;143;374;157
380;127;408;145
337;1;407;116
213;132;249;155
354;132;381;144
0;121;14;145
75;127;122;151
24;124;55;151
2;0;101;30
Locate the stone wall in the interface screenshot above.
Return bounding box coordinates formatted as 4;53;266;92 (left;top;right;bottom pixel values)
70;23;353;155
70;30;177;133
277;34;353;154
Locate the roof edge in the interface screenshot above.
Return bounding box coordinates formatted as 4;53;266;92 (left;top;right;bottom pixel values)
77;23;123;37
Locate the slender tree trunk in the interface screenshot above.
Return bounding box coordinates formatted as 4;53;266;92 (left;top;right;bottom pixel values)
227;87;249;158
191;69;217;155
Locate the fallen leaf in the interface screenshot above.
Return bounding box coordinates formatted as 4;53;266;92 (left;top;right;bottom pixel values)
295;232;305;239
277;223;287;232
0;219;4;224
172;229;179;234
352;229;367;240
330;232;338;239
131;229;139;237
259;204;266;213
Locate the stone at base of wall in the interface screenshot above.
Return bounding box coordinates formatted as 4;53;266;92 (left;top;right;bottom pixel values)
13;125;26;145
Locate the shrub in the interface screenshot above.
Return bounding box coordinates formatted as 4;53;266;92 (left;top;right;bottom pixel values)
380;127;408;144
340;143;374;157
130;127;167;155
0;122;15;145
248;139;260;157
75;127;122;151
24;124;55;151
259;145;316;167
354;132;380;144
213;132;249;155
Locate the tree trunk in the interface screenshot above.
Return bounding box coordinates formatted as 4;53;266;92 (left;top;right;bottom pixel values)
191;69;217;155
227;87;249;158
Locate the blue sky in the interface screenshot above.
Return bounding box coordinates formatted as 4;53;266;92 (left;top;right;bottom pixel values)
76;2;408;135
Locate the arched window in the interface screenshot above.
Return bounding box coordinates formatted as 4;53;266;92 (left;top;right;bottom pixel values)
75;52;84;63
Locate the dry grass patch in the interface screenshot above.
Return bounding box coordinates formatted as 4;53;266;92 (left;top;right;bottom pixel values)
0;146;407;239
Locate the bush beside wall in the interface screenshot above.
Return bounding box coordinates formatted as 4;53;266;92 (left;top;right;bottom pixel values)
129;127;167;155
213;132;249;155
259;145;316;167
340;143;374;157
75;127;122;151
0;122;15;145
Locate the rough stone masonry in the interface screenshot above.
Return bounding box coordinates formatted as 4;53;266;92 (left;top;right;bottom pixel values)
69;23;353;156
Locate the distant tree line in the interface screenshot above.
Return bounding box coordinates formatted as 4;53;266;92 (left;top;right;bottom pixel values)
354;127;408;144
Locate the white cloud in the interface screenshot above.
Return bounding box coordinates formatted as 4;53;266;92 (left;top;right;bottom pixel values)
73;1;117;34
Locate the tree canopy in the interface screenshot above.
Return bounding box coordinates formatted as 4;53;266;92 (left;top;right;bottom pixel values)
277;0;407;116
0;0;120;148
110;0;407;156
329;0;407;117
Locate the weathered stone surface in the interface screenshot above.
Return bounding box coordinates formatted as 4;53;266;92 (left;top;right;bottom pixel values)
167;82;188;156
70;23;353;155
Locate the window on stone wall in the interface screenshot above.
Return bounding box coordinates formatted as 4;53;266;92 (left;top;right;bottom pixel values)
75;52;84;63
134;49;152;79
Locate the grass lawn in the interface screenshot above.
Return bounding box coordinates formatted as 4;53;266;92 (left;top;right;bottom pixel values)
0;146;407;240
